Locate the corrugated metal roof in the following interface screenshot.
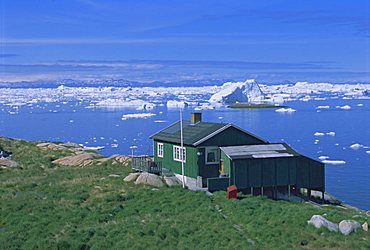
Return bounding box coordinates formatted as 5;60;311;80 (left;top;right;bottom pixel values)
220;143;299;159
150;120;227;146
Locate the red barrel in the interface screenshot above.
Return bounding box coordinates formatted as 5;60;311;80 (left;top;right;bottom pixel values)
227;185;237;199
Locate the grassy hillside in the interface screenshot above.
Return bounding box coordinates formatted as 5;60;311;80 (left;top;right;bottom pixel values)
0;137;369;249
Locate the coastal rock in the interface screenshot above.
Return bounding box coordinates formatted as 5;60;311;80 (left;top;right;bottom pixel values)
164;176;181;186
0;159;18;168
135;173;164;188
362;222;368;232
52;153;95;166
307;215;339;232
0;145;12;158
339;220;361;235
37;142;67;151
123;172;141;182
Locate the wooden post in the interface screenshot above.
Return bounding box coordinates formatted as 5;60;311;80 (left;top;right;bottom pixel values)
308;188;311;200
322;190;325;204
261;186;264;196
251;187;253;196
288;185;291;197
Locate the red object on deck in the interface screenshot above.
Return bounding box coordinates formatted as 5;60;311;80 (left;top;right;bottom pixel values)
227;185;237;199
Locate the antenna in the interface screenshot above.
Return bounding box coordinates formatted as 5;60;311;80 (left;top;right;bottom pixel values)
180;109;185;188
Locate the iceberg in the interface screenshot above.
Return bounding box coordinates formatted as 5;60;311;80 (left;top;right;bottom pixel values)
209;79;265;104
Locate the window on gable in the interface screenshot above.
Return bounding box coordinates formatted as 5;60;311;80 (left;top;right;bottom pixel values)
205;147;219;164
157;143;163;158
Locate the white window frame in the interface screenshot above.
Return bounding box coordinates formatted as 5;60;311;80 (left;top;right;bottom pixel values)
157;143;164;158
173;145;186;162
205;147;219;164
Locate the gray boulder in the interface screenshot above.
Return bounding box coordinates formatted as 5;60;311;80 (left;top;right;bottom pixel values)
123;172;141;182
339;220;361;235
164;176;181;186
0;159;18;168
135;173;164;188
307;215;338;232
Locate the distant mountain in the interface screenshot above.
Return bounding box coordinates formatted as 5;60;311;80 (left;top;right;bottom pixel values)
0;79;233;89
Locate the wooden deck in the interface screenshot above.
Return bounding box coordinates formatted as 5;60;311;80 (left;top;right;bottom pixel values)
131;156;162;175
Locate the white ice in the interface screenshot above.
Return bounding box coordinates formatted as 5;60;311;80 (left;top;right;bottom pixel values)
122;113;156;120
275;108;296;113
321;160;346;165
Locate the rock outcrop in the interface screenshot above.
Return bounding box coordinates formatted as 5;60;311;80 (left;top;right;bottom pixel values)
164;176;182;186
52;153;95;166
37;142;67;151
339;220;361;235
123;172;141;182
135;173;164;188
307;215;338;232
362;222;368;232
0;159;18;168
0;146;12;158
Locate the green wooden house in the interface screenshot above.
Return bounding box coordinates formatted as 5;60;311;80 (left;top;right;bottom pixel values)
150;112;325;200
150;113;268;186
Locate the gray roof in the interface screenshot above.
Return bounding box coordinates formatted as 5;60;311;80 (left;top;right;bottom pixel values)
150;120;228;146
220;143;300;160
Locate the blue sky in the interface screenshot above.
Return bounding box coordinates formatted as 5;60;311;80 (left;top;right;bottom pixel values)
0;0;369;82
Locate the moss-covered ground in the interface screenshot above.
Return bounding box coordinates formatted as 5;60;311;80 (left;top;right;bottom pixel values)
0;137;369;249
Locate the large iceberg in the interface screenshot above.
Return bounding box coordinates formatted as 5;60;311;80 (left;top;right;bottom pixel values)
209;79;265;104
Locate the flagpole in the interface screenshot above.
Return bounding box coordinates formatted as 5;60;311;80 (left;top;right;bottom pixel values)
180;109;185;188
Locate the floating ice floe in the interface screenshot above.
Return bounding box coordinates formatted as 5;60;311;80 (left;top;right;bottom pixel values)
121;113;156;120
349;143;363;150
154;120;167;123
84;146;105;150
336;105;351;110
316;105;330;109
321;160;346;165
275;108;296;113
366;151;370;155
357;103;364;106
314;132;325;136
166;100;188;109
318;156;329;160
95;99;155;110
326;132;336;136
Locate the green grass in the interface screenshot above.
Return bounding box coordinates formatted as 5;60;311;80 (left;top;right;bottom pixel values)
1;137;369;249
228;103;287;109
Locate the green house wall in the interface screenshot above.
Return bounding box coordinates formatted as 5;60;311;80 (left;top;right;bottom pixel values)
154;141;198;178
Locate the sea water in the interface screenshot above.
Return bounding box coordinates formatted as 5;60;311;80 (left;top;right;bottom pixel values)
1;99;369;210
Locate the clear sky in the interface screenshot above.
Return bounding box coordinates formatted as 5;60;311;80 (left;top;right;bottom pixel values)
0;0;369;83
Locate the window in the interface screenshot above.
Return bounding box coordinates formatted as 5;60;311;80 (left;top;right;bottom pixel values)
157;143;163;158
173;145;186;162
205;147;219;164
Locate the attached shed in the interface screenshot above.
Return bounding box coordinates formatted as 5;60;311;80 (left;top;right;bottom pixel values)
217;143;325;199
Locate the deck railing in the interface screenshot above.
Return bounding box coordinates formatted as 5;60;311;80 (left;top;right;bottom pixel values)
131;156;162;175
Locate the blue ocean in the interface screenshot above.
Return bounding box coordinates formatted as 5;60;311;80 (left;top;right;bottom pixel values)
1;99;369;210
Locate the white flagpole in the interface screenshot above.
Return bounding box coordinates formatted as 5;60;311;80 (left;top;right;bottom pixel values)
180;109;185;188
